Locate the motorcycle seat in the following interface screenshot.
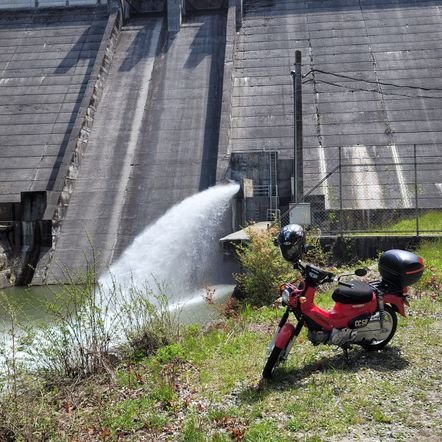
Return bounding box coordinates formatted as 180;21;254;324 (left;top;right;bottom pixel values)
332;280;374;305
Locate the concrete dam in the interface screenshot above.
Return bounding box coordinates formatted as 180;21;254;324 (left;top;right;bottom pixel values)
0;0;441;285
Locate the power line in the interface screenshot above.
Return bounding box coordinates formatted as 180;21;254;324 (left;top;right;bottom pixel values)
302;68;442;100
303;68;442;92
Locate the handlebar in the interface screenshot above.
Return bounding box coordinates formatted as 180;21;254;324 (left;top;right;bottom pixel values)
294;261;335;285
294;261;365;287
321;273;335;284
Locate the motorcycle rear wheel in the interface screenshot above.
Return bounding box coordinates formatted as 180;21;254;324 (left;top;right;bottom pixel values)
360;305;397;351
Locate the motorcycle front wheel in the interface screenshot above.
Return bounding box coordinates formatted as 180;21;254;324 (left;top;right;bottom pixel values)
262;346;283;379
360;305;398;351
262;337;294;379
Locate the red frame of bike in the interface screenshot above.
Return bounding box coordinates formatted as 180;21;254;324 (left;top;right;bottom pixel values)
293;284;407;331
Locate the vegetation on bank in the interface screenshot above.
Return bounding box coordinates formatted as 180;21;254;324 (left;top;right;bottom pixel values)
0;235;441;441
372;210;442;235
387;210;442;233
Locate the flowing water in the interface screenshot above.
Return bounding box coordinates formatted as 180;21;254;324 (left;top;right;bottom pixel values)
99;182;240;304
0;184;239;378
1;183;239;335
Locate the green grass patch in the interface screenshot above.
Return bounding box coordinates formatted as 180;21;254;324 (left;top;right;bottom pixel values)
104;397;166;434
415;238;442;296
347;210;442;235
244;420;288;441
375;210;442;233
1;241;442;441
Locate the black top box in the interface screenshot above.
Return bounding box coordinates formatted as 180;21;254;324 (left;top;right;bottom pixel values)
379;249;424;288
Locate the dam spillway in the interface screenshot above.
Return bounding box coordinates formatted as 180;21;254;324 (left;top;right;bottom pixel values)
0;0;441;286
39;11;228;283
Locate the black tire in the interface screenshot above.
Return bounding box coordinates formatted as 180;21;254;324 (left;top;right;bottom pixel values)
361;305;398;351
262;346;283;379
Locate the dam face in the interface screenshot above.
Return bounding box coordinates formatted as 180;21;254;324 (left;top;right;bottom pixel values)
0;0;441;285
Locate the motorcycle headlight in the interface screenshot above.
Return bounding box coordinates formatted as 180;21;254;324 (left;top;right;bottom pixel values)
281;288;290;306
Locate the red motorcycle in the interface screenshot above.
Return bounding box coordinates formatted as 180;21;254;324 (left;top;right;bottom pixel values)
263;224;424;379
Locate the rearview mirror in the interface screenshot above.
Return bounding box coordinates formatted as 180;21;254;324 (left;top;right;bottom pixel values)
355;268;368;277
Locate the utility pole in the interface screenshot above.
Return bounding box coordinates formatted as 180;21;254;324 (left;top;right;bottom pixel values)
291;51;303;203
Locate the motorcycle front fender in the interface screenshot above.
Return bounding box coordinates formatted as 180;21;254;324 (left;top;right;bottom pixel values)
275;323;296;349
384;294;407;317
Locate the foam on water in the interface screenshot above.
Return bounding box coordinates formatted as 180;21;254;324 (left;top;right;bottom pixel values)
99;183;240;302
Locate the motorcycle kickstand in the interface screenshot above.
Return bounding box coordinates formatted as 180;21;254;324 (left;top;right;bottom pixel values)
342;345;352;364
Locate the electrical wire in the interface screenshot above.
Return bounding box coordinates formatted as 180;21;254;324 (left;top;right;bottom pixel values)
303;68;442;92
302;68;442;100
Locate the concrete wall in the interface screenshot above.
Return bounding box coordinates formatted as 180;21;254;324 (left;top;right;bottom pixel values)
229;0;442;212
0;6;110;206
321;235;428;266
216;0;240;182
32;7;124;284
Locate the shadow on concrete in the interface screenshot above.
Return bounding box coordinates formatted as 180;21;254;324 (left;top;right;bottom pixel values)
48;27;97;190
184;18;213;69
243;0;441;17
0;6;107;29
182;13;227;191
54;26;94;74
119;25;153;72
198;19;226;191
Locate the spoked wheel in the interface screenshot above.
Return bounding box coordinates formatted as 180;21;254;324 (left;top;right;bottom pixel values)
361;305;398;351
262;339;293;379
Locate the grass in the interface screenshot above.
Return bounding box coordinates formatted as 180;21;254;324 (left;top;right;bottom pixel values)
415;238;442;297
347;210;442;236
388;210;442;233
378;210;442;235
0;240;441;440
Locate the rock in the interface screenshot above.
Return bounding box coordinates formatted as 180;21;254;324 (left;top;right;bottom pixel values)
0;269;14;289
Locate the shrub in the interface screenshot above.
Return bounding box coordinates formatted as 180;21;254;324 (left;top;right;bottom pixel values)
119;280;181;359
304;227;331;267
30;268;120;380
415;238;442;297
234;226;294;306
25;269;181;380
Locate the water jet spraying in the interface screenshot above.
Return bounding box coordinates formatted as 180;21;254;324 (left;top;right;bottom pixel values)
99;183;240;304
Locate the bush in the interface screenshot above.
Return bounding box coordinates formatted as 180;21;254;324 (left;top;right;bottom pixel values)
234;226;294;306
120;281;181;359
303;227;331;267
415;238;442;297
18;267;181;381
30;268;120;380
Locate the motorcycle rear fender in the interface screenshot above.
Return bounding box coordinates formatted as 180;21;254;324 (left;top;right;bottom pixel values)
384;294;407;317
275;323;296;349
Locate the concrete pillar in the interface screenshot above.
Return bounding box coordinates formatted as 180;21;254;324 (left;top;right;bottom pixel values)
167;0;182;33
20;192;46;248
236;0;243;31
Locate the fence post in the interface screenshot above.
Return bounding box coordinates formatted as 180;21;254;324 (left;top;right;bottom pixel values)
339;146;343;236
414;144;419;237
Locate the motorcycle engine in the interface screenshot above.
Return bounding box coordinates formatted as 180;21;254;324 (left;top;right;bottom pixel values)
329;328;357;346
308;330;330;345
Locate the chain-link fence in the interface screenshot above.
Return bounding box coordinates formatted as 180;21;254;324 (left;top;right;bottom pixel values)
280;144;442;236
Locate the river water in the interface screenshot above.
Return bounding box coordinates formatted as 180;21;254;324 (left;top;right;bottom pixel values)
1;183;240;336
0;284;235;335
